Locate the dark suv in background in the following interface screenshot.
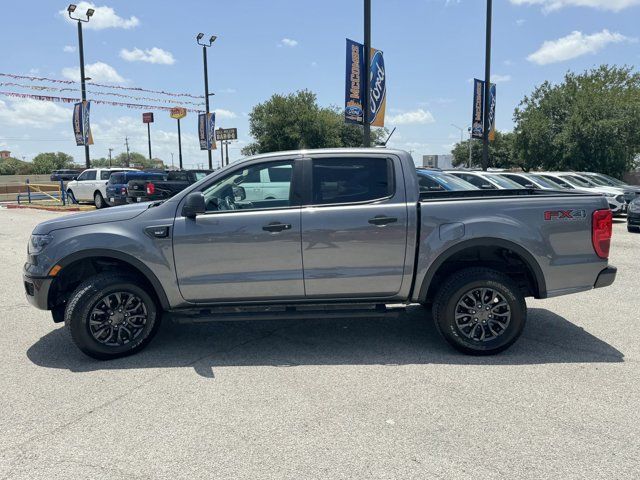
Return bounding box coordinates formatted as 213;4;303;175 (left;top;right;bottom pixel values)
106;171;167;206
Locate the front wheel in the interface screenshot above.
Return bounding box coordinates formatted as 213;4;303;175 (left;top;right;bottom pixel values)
64;272;161;360
628;225;640;233
432;268;526;355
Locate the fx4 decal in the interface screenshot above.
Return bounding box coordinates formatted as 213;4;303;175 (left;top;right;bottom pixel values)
544;209;587;221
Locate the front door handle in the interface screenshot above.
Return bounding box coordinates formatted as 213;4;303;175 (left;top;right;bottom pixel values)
368;215;398;226
262;222;292;233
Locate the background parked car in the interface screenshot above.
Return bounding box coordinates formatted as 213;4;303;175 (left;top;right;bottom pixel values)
66;167;138;209
50;169;81;181
416;168;478;192
447;171;525;190
539;172;626;215
496;172;566;190
628;198;640;232
577;172;640;204
127;169;211;203
106;171;167;206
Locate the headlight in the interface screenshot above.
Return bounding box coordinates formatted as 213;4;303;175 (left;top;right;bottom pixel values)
28;234;53;254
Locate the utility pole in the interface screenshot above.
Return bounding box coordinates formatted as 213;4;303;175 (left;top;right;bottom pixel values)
108;148;113;168
67;4;94;169
224;140;229;166
124;137;131;167
218;129;224;168
171;152;174;170
363;0;371;147
196;34;217;170
147;122;152;160
468;128;472;169
481;0;493;171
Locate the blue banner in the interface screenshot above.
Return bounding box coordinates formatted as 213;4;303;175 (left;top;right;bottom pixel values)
73;102;83;146
82;101;93;146
198;112;216;150
369;48;386;127
488;83;497;142
471;79;484;140
208;112;216;150
345;38;365;125
198;113;207;150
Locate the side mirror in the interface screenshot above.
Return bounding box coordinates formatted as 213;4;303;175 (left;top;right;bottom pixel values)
182;192;206;218
232;185;246;201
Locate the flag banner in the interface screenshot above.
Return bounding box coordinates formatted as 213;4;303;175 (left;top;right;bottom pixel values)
488;83;497;142
72;102;83;146
345;38;365;125
207;112;217;150
0;91;204;113
82;101;93;146
0;72;204;99
368;47;386;127
472;79;484;139
471;79;496;140
198;113;208;150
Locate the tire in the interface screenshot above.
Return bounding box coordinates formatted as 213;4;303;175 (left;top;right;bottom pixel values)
628;225;639;233
432;268;526;355
94;191;106;209
66;189;77;204
64;272;161;360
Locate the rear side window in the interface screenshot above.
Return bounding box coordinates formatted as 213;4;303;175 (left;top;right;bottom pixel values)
418;174;445;192
168;171;188;181
109;173;124;184
311;158;393;205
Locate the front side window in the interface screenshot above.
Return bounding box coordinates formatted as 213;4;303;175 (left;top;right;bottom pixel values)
456;173;495;189
418;173;445;192
83;170;96;181
503;174;538;189
202;160;294;212
311;158;393;205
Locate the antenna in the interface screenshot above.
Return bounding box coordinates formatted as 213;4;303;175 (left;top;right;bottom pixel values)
382;127;397;146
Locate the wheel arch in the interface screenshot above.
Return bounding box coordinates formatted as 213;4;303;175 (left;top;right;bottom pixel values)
416;238;547;303
49;249;170;311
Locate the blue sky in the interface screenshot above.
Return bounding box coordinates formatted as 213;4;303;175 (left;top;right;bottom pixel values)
0;0;638;168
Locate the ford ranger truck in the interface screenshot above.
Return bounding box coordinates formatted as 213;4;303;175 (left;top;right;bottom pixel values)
23;149;616;359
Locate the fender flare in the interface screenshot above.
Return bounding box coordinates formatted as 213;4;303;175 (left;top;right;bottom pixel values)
416;237;547;301
56;248;170;309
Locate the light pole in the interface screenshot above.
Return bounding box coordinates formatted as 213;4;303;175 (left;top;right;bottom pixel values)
363;0;371;147
451;124;464;144
468;127;472;168
482;0;493;171
67;4;94;169
196;33;217;170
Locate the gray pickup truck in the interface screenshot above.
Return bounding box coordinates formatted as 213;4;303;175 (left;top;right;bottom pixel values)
23;148;616;359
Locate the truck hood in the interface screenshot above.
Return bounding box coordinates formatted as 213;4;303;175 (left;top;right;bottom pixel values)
32;203;149;234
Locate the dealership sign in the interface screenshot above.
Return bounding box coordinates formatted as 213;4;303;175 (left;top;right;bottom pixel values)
170;107;187;120
471;79;496;141
142;112;154;123
344;38;386;127
72;101;93;146
215;128;238;141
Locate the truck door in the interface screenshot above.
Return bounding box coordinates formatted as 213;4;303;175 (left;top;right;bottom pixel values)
172;158;305;302
300;155;409;298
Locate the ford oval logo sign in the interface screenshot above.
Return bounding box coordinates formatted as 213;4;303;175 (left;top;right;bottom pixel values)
345;105;363;118
369;50;386;125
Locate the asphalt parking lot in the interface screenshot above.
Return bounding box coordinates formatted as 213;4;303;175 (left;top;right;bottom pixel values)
1;207;639;479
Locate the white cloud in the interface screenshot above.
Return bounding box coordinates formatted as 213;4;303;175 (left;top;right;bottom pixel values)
63;45;76;53
491;74;512;83
120;47;175;65
59;2;139;30
62;61;126;83
510;0;640;12
387;109;435;125
214;109;237;120
516;19;526;26
310;61;318;68
0;99;69;129
527;30;634;65
279;38;298;47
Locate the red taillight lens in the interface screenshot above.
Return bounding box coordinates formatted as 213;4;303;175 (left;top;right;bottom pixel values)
121;187;127;195
592;209;612;259
146;182;155;195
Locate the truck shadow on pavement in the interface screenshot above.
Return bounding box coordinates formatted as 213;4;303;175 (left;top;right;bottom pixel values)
26;307;623;377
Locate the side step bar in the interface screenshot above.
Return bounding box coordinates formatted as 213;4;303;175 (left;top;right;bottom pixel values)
170;303;408;324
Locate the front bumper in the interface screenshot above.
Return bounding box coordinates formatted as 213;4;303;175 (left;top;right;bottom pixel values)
594;266;617;290
106;196;128;207
23;273;53;310
628;212;640;227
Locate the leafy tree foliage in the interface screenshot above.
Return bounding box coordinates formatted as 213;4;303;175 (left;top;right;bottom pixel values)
451;131;517;169
513;65;640;177
91;152;163;169
30;152;75;174
242;90;387;155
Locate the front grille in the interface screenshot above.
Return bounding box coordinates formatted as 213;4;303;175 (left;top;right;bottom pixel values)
24;281;34;296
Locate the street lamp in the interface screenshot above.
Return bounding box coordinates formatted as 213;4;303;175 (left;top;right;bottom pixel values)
68;4;93;168
196;33;217;170
450;124;464;144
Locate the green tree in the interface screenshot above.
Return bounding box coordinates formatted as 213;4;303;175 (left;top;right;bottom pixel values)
91;152;163;169
30;152;74;174
0;157;33;175
513;65;640;177
451;131;517;169
241;90;387;155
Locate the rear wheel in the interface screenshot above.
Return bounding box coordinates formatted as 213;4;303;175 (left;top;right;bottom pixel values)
64;272;161;360
628;225;640;233
94;191;106;209
433;268;526;355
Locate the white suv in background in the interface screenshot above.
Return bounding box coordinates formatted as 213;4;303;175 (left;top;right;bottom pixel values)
66;168;138;209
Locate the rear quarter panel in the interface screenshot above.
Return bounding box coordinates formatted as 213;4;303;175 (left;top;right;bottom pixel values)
413;193;610;301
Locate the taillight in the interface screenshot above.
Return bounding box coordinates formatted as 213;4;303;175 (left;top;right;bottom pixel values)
592;209;612;259
121;187;127;195
146;182;155;195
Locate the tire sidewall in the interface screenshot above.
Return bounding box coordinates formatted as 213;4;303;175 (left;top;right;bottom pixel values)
94;192;104;209
437;275;526;354
67;279;158;359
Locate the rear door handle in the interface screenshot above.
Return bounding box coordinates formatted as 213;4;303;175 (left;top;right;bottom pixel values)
368;215;397;226
262;222;292;233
